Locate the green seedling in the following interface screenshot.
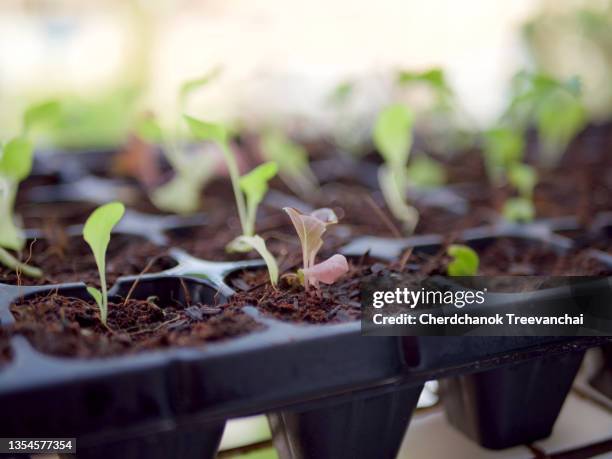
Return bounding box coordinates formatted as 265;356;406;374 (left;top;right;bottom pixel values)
397;68;454;110
503;162;537;223
373;104;419;233
185;115;279;282
140;68;223;214
482;127;525;186
83;202;125;325
260;130;318;197
502;197;535;223
447;244;479;276
406;155;446;189
505;71;586;167
0;137;42;278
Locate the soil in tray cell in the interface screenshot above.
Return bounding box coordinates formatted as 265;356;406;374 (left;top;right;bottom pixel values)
226;237;612;324
9;291;260;358
0;234;176;287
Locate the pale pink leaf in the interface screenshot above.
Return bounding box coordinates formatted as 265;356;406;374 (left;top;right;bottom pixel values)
302;254;349;289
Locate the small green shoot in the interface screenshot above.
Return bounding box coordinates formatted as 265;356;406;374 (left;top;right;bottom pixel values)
185;115;279;282
140;69;222;214
260;130;319;197
502;197;535;223
373;104;419;233
505;71;586;167
447;244;479;276
0;137;42;278
23;100;61;136
239;162;279;237
406;155;446;188
503;162;537;223
482;127;525;185
507;163;537;199
232;235;279;287
397;68;453;110
83;202;126;325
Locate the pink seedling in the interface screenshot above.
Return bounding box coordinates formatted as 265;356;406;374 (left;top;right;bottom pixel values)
283;207;349;291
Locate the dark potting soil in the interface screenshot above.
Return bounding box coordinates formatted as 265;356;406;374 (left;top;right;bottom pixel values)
18;201;99;229
0;235;176;287
226;257;378;324
9;291;260;358
474;238;612;276
226;236;612;325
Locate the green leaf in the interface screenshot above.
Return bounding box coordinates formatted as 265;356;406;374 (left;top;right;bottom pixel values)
502;197;535;223
179;66;222;108
136;116;163;143
373;104;414;168
0;213;25;251
240;162;278;236
0;138;34;182
184;115;229;145
406;156;446;188
240;162;278;211
536;90;586;165
378;166;419;234
23;100;61;133
0;246;42;278
83;202;125;272
260;130;318;196
483;128;524;184
508;163;537;197
184;115;248;235
87;286;103;310
447;244;479;276
83;202;125;325
151;175;202;214
230;235;279;286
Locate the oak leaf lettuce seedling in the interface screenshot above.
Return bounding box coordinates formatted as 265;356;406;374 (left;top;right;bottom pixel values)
83;202;125;325
447;244;479;276
283;207;348;291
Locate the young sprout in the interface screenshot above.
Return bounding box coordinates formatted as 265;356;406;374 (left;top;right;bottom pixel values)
373;104;419;233
260;130;319;197
0;100;65;278
83;202;125;326
139;68;223;214
447;244;479;276
406;155;446;189
283;207;348;291
397;68;454;111
482;127;525;186
506;71;586;167
184;115;280;282
0;138;42;278
503;162;538;223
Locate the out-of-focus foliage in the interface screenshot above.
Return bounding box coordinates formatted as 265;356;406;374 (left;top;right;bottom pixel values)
33;87;141;149
523;0;612;119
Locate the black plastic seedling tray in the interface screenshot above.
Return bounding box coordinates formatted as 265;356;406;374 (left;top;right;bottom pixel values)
2;162;611;458
1;219;611;458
